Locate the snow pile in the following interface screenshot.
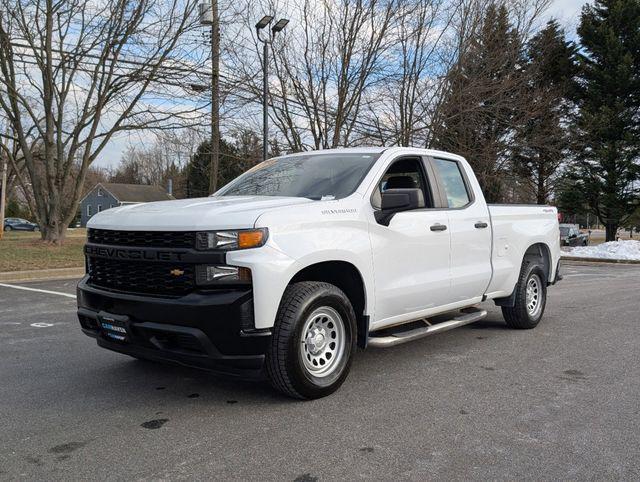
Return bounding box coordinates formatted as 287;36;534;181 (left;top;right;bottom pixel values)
564;240;640;260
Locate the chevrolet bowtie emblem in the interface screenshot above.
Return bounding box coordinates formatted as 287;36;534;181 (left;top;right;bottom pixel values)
170;268;185;276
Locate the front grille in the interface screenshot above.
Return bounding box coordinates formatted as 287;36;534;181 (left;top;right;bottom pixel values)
88;228;196;249
87;257;195;296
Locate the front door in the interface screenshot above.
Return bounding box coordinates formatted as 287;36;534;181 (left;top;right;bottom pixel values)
369;156;452;326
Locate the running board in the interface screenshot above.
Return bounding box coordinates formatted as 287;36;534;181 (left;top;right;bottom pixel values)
367;308;487;348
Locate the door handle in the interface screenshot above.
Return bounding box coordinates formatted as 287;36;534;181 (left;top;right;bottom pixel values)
430;224;447;232
474;222;488;229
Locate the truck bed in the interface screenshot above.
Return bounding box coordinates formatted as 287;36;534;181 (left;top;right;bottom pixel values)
486;204;560;297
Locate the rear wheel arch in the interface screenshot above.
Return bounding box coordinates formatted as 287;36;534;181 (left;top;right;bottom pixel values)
287;261;368;348
523;242;551;283
495;242;552;308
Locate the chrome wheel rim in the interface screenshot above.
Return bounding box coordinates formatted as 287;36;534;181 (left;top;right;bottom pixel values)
300;306;345;378
526;274;543;318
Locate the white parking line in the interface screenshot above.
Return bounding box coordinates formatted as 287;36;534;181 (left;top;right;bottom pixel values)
0;283;76;299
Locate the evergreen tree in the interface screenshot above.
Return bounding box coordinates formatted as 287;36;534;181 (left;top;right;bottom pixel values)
185;132;261;197
432;4;522;202
568;0;640;241
185;140;227;198
513;21;577;204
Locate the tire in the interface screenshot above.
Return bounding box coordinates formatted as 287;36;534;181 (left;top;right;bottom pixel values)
33;226;39;232
4;225;12;231
501;261;547;329
266;281;357;399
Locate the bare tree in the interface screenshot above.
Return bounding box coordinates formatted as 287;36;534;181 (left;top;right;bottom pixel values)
235;0;399;151
112;128;202;188
0;0;206;243
360;0;462;147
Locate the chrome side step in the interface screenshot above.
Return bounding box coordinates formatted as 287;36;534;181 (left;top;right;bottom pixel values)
367;308;487;348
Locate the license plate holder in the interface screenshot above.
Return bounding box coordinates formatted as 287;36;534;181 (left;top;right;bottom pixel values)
97;312;131;343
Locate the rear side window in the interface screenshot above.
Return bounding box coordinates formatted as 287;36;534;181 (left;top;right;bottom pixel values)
433;159;471;208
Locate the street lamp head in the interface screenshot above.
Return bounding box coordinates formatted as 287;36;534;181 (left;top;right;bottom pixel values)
272;18;289;33
255;15;273;30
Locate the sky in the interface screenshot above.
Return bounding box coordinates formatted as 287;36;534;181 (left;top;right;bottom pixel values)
94;0;593;169
545;0;591;36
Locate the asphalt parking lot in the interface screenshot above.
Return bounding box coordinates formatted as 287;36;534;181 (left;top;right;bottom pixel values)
1;262;639;481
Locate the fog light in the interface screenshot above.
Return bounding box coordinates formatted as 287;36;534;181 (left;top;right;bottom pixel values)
195;265;252;285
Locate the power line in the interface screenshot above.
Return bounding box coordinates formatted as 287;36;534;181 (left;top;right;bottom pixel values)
4;40;397;139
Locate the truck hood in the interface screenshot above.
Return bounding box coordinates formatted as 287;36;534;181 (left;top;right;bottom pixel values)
87;196;313;231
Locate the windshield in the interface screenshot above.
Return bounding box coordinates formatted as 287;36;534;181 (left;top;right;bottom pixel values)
559;227;570;236
215;153;381;200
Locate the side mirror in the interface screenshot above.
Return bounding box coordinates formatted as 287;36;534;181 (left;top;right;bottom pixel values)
376;188;422;226
569;233;577;239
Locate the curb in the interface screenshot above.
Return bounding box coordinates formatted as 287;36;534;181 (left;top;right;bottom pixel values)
0;267;85;283
561;256;640;265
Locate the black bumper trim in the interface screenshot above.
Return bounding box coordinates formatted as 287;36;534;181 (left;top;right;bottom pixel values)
77;277;271;378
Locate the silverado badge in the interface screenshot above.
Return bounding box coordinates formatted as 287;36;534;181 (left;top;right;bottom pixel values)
170;268;185;277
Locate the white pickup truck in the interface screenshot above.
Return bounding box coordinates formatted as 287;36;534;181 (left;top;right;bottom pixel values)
78;147;561;399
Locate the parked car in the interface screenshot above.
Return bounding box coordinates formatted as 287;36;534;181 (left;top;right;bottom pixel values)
559;223;589;246
78;147;562;399
3;217;39;232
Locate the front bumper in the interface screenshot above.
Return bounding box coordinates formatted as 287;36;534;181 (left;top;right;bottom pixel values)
77;276;271;378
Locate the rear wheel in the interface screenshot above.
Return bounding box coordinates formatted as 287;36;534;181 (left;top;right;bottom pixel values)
502;261;547;329
266;281;356;399
4;225;12;231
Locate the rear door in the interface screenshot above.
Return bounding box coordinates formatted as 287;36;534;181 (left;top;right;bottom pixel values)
369;156;452;325
430;157;492;303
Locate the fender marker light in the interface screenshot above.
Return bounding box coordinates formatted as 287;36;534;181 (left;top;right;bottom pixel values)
238;229;266;249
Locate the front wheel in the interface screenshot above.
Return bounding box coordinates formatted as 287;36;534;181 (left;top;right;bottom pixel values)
266;281;357;399
4;225;12;231
501;261;547;329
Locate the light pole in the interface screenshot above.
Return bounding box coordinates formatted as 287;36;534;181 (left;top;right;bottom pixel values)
256;16;289;162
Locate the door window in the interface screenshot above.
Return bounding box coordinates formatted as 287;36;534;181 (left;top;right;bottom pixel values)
432;159;471;208
372;157;431;209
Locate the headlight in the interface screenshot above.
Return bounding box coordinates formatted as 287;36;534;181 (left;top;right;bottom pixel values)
195;265;252;285
195;228;268;251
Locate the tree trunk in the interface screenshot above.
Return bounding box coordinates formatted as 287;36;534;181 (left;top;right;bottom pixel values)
536;168;546;204
605;223;617;242
39;213;67;245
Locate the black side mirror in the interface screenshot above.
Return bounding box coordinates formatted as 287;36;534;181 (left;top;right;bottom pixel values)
569;233;577;239
376;188;422;226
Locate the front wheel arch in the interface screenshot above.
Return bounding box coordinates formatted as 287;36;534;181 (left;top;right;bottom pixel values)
287;260;368;348
266;281;357;399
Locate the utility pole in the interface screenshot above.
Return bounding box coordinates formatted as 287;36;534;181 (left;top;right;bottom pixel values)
199;1;220;194
0;133;7;241
210;0;220;194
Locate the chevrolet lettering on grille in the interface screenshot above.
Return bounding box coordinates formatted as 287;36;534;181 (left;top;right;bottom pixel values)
84;245;185;262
